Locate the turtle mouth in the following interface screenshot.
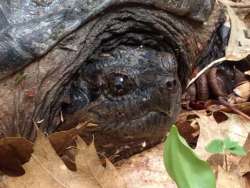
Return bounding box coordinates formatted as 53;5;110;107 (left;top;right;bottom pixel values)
86;111;172;137
78;111;174;160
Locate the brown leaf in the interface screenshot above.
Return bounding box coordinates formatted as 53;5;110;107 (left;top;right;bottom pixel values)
41;126;77;171
0;137;33;176
75;137;127;188
238;152;250;176
233;81;250;100
244;172;250;188
216;166;246;188
0;130;127;188
238;134;250;176
49;128;78;156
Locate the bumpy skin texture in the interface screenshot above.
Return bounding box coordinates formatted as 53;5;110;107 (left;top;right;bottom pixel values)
0;0;223;157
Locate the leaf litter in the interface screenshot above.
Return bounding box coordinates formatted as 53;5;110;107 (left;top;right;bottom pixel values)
0;0;249;188
0;129;127;188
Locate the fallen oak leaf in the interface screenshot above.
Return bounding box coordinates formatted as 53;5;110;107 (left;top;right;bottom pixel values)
49;128;78;156
49;129;78;171
48;122;95;171
0;137;33;176
0;130;127;188
75;137;127;188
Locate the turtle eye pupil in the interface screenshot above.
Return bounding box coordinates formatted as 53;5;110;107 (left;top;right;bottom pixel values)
108;73;133;96
115;77;124;90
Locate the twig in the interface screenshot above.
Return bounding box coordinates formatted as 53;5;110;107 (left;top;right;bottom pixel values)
187;57;226;88
224;154;229;171
218;97;250;121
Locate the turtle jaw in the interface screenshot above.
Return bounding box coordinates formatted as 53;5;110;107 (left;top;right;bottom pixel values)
77;103;181;160
53;93;181;160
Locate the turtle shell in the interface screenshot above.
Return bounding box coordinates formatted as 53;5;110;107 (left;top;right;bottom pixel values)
0;0;215;80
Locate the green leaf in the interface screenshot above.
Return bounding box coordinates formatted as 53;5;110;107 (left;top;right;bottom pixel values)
205;137;247;156
228;146;247;156
164;125;216;188
223;138;239;150
205;139;224;154
224;138;246;156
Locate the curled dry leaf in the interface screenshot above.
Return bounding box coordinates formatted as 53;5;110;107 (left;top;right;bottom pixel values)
228;94;249;104
233;81;250;100
0;130;126;188
221;0;250;61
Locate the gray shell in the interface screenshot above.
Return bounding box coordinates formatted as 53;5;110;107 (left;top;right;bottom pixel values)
0;0;214;80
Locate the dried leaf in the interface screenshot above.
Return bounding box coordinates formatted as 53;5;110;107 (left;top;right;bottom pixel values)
238;135;250;176
0;130;126;188
238;152;250;176
49;129;78;156
216;166;246;188
222;1;250;61
233;81;250;100
75;137;127;188
118;144;177;188
0;137;33;176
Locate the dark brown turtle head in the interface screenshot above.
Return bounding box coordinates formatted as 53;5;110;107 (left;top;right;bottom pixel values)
59;46;182;157
0;0;222;158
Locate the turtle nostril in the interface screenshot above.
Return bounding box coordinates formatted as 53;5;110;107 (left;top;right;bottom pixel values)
166;79;176;90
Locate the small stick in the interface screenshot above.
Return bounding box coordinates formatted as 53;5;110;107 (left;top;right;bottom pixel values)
218;97;250;121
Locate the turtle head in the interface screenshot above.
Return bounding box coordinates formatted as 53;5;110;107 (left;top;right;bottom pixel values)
59;45;181;156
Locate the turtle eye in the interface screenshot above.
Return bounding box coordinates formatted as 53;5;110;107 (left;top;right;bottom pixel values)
107;73;134;96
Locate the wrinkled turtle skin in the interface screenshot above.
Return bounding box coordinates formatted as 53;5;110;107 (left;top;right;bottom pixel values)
0;0;227;158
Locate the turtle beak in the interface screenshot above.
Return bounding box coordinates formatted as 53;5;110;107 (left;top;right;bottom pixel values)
151;76;182;117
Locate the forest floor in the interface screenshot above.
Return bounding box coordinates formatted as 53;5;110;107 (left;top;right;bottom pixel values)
0;0;249;188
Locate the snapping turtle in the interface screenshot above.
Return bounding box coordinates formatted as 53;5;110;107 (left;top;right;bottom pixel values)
0;0;238;160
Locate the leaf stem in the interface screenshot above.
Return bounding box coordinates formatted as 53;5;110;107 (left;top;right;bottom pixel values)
224;154;228;171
